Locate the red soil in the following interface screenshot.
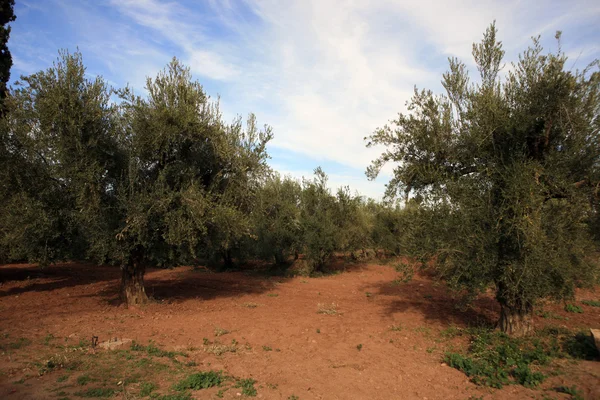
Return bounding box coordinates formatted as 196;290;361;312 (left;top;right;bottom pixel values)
0;261;599;399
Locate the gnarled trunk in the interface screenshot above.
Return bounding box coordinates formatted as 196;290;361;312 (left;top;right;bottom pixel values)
274;250;285;265
498;303;533;337
121;262;148;306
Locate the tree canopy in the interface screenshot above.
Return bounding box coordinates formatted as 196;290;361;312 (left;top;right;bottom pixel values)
366;24;600;335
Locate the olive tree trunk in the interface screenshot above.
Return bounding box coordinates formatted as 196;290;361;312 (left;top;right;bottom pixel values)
121;261;148;306
498;303;533;337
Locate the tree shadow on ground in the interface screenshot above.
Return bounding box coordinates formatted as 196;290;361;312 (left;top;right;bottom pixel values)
0;262;119;298
359;276;499;328
73;264;298;306
1;256;375;305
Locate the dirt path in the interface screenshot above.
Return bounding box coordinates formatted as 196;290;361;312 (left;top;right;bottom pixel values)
1;262;599;399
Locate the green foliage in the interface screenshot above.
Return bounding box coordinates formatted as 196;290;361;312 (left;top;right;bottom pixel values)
235;378;257;397
555;385;584;400
139;382;157;397
444;331;550;388
0;337;31;350
445;326;599;388
564;304;583;313
130;341;183;359
0;0;16;113
74;387;115;398
252;174;302;265
76;375;93;386
299;168;338;271
1;51;120;265
173;371;224;391
581;299;600;307
366;23;600;334
1;52;274;303
152;394;192;400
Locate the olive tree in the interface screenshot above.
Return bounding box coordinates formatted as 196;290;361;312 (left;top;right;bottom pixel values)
366;24;600;336
299;168;338;271
116;59;272;304
333;187;373;259
0;51;120;266
253;174;302;265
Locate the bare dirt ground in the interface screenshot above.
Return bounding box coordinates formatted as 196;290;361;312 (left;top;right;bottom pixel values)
0;261;599;400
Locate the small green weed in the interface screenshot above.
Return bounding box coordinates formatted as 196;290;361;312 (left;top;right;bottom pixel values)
316;329;320;334
444;330;550;388
390;324;403;332
139;381;157;396
262;345;272;351
130;341;184;359
267;293;279;297
77;374;94;386
173;371;224;391
288;395;299;400
236;378;257;396
1;337;32;350
555;385;584;400
43;333;55;345
356;344;363;351
57;374;69;383
152;394;192;400
440;325;462;338
74;387;115;398
581;299;600;307
415;326;432;336
365;292;372;298
564;304;583;313
536;310;567;320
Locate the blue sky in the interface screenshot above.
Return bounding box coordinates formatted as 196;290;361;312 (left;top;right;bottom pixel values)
9;0;600;199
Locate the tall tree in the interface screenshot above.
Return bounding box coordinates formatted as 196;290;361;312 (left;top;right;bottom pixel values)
0;0;15;114
366;24;600;336
253;174;302;265
0;51;120;266
116;59;272;304
299;168;338;271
